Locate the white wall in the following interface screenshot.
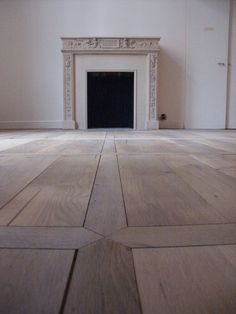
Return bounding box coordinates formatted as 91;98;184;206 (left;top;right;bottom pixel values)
227;0;236;128
185;0;230;129
0;0;233;129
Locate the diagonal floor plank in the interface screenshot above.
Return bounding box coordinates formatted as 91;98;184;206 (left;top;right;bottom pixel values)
0;249;74;314
0;186;40;225
0;154;57;209
0;226;102;249
133;245;236;314
85;154;127;235
11;155;99;226
165;161;236;221
64;239;142;314
109;224;236;248
118;155;226;226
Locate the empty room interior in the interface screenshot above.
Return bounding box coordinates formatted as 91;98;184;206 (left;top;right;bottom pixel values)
1;0;236;313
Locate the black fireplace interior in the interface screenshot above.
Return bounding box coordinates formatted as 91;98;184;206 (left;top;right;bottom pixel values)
87;72;134;128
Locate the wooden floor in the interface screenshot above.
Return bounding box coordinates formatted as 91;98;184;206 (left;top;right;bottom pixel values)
0;129;236;314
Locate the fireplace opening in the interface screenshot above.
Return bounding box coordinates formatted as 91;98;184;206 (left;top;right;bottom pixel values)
87;72;134;128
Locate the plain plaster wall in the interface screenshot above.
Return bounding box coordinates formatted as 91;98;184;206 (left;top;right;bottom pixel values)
0;0;186;129
0;0;234;129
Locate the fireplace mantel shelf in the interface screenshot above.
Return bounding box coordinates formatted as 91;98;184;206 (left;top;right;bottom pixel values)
61;37;160;130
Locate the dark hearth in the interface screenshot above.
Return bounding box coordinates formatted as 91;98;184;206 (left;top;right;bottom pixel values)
87;72;134;128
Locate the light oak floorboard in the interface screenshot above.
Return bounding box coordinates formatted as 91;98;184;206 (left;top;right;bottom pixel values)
115;139;185;154
0;248;74;314
166;161;236;221
102;139;116;153
0;226;102;249
0;154;57;209
133;245;236;314
169;139;226;154
109;224;236;248
0;186;40;225
0;139;35;152
118;155;226;226
85;154;127;235
191;153;236;169
0;139;64;154
219;167;236;179
60;140;104;154
11;155;99;226
64;239;142;314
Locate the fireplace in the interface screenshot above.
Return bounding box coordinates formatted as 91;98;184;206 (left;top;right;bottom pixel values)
61;37;160;130
87;72;134;129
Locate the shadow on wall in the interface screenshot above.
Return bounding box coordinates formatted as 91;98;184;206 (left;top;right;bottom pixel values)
158;47;185;129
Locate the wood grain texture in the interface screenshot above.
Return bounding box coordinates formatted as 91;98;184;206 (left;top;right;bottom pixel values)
118;155;226;226
0;139;64;154
85;154;127;235
11;155;99;226
59;140;104;154
200;138;236;153
0;249;74;314
166;162;236;221
170;138;226;154
0;226;102;249
109;224;236;248
64;239;142;314
115;139;185;154
191;153;236;169
0;139;34;152
133;245;236;314
0;155;57;209
219;167;236;179
0;186;40;225
102;139;116;153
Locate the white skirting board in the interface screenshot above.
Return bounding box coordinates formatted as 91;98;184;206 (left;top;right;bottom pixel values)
159;120;184;129
0;121;64;129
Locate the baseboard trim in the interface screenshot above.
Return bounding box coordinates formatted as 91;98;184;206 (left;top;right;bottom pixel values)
159;120;184;129
146;120;159;130
0;120;63;129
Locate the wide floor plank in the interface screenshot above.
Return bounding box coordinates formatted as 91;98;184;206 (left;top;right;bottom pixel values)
116;139;185;154
191;153;236;169
60;140;104;154
0;154;57;209
11;155;99;226
166;161;236;221
0;186;40;225
102;139;116;153
0;249;74;314
133;245;236;314
110;224;236;248
0;226;102;249
118;155;226;226
85;154;127;235
64;239;142;314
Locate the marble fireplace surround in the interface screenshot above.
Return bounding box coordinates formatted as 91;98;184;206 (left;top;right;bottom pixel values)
61;37;160;129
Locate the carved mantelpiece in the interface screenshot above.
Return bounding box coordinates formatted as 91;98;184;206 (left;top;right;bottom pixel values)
61;37;160;129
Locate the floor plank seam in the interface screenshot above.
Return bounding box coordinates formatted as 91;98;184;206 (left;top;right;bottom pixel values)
7;189;42;226
0;154;60;212
126;222;236;228
83;225;106;237
129;243;236;249
59;249;78;314
82;154;102;227
131;249;144;314
115;148;129;228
